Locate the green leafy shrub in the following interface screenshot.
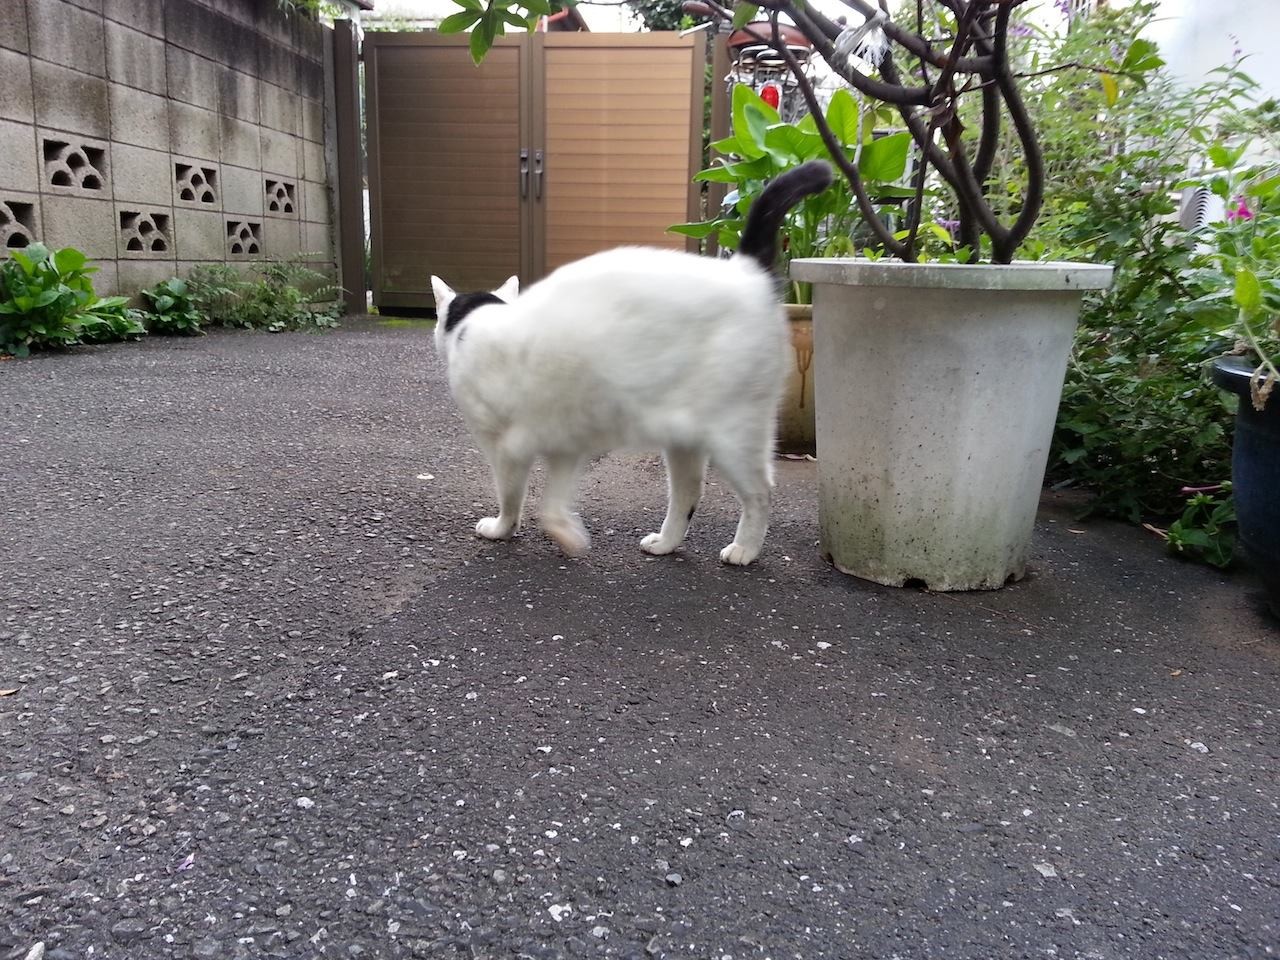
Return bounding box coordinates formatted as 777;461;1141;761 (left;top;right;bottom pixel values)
0;244;140;356
188;258;341;333
141;277;204;336
979;2;1267;523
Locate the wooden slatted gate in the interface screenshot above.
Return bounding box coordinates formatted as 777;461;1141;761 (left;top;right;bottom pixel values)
364;31;703;311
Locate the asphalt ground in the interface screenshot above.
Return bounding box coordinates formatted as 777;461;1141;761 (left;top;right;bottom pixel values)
1;320;1277;960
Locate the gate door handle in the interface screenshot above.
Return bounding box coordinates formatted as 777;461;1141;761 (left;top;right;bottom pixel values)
534;149;544;200
519;148;529;199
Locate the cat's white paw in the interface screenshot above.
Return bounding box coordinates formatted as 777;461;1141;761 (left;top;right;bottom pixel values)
545;516;590;557
719;542;759;566
639;532;679;556
475;517;516;541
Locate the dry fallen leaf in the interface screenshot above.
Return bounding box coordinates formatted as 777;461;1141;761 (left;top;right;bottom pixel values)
0;688;18;696
1170;669;1183;678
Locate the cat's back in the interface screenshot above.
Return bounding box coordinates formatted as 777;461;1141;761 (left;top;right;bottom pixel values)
527;246;773;320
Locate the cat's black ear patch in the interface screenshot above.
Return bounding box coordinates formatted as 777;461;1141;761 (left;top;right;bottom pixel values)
445;291;503;333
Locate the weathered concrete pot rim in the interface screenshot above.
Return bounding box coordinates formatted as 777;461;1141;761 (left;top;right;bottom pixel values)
790;257;1114;292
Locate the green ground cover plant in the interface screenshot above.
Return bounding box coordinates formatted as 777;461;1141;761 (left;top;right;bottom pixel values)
0;245;141;356
141;278;204;336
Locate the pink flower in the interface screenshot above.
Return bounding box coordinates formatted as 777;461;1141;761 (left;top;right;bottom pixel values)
1227;197;1253;222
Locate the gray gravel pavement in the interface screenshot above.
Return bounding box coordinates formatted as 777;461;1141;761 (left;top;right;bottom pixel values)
1;320;1277;960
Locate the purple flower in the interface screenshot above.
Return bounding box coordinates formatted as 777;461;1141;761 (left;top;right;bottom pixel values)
936;218;961;238
1226;196;1254;222
1054;0;1071;15
1009;21;1033;38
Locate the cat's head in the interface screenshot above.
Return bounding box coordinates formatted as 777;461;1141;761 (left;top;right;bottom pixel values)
431;275;519;357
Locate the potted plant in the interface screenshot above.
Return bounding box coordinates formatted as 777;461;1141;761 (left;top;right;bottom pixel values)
671;83;914;453
674;0;1145;590
1191;146;1280;616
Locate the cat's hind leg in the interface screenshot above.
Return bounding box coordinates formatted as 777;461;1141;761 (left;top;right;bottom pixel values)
641;446;706;556
711;436;772;566
476;444;532;542
539;453;590;557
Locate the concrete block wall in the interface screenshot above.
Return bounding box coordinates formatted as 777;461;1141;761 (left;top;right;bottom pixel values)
0;0;337;300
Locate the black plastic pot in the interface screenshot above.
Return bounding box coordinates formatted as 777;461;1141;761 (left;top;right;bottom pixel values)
1211;356;1280;618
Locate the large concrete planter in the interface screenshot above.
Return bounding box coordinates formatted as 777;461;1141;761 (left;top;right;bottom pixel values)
789;258;1113;591
777;304;816;455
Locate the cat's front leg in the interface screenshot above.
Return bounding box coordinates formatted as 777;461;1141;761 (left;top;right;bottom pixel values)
641;447;706;556
476;447;532;542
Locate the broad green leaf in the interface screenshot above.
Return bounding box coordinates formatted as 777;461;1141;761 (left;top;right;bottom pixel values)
710;135;744;156
438;9;482;32
693;156;772;183
1234;267;1262;313
10;250;34;275
53;247;87;275
694;165;743;184
731;83;778;156
1120;37;1164;74
927;223;955;244
668;220;725;239
1100;72;1119;107
32;288;59;308
716;224;742;250
523;0;553;14
795;113;818;136
858;131;911;182
825;88;861;148
731;3;758;29
765;123;823;162
1207;144;1233;169
869;184;922;199
742;103;771;159
471;20;488;63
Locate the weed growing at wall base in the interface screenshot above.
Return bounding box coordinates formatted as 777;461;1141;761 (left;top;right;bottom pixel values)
187;258;341;333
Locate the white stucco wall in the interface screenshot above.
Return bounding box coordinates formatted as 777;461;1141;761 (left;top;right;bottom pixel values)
1146;0;1280;99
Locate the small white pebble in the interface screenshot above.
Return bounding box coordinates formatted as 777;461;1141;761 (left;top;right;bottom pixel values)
295;797;315;810
548;904;571;922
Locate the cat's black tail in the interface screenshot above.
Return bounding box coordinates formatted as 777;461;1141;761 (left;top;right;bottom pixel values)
736;160;834;270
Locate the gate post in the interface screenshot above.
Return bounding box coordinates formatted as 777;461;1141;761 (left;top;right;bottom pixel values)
333;19;366;316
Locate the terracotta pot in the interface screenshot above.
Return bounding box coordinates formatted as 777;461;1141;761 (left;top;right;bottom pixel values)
777;303;815;455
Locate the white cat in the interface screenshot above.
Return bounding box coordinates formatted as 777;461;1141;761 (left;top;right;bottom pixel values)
431;160;832;565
